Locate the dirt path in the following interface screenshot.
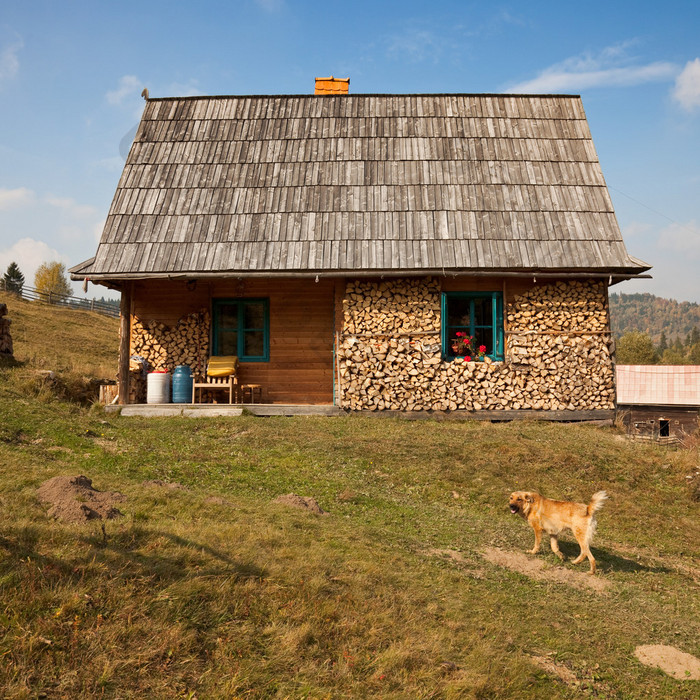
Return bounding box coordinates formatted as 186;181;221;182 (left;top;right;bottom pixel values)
481;546;611;593
635;644;700;680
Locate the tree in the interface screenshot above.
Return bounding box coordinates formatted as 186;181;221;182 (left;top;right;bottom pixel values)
660;348;690;365
689;342;700;364
34;262;72;303
2;262;25;293
657;331;668;355
615;331;659;365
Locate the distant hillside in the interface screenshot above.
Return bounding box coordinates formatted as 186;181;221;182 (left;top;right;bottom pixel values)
609;292;700;342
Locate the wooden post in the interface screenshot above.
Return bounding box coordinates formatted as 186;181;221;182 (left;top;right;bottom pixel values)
118;283;132;405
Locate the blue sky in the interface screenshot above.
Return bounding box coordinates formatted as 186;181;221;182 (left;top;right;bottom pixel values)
1;0;699;302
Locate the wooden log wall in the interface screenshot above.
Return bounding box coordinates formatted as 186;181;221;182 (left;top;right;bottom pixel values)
338;278;615;412
0;303;13;357
126;278;335;405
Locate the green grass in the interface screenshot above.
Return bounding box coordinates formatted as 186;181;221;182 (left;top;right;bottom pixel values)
1;294;699;698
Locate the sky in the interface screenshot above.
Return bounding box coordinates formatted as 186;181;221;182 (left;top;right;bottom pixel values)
0;0;699;303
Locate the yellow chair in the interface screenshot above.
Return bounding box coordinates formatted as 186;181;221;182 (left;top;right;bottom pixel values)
192;356;239;404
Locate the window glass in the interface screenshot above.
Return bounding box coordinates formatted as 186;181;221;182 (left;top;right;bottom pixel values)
245;303;265;329
219;304;238;329
244;331;264;356
218;330;239;356
213;298;269;361
448;297;471;329
473;297;492;326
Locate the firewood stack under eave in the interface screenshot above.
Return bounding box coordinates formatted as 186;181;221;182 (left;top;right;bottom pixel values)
338;279;615;412
0;303;13;358
130;310;211;377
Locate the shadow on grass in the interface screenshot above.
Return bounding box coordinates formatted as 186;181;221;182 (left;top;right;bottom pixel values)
556;541;674;575
0;522;267;589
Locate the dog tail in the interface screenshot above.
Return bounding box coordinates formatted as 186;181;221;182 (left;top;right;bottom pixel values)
587;490;607;516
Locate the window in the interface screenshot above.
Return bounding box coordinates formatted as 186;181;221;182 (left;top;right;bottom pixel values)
441;291;504;360
212;298;269;362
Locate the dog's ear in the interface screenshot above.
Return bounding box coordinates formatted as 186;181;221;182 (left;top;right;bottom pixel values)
525;494;534;503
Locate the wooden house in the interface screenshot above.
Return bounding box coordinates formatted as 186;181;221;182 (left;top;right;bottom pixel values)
71;77;651;416
616;365;700;442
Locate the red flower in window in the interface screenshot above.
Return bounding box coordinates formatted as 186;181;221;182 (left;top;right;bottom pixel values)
479;345;487;353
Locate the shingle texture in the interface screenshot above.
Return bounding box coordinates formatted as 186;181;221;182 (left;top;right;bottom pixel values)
75;93;649;279
616;365;700;406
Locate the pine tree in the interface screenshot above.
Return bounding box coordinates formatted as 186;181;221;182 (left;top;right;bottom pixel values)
657;331;668;354
2;262;25;293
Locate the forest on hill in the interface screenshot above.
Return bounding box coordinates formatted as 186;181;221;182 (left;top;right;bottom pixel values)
609;292;700;365
609;292;700;342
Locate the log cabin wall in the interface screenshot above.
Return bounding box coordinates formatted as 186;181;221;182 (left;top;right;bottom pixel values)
618;405;699;441
124;275;614;410
128;278;336;404
338;277;615;411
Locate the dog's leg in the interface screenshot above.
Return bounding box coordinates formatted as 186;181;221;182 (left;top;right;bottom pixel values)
549;535;565;561
571;525;596;574
529;524;542;554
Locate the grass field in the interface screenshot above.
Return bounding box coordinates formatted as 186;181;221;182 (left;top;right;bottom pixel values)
1;294;699;698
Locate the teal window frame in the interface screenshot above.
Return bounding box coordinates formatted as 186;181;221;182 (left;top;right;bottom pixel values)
441;291;504;361
212;298;270;362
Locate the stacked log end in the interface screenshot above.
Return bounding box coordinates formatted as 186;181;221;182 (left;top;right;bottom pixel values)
339;278;615;412
0;303;13;358
128;310;211;402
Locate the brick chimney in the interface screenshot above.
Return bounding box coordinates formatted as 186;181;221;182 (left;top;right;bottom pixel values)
314;76;350;95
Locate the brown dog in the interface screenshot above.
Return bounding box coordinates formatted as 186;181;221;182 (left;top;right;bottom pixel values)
509;490;607;574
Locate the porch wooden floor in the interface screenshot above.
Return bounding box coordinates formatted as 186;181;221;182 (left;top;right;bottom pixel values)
109;404;342;417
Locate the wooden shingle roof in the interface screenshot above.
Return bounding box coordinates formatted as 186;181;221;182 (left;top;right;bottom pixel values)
72;93;650;281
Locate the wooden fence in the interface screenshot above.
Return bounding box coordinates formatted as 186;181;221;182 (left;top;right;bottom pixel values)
1;285;120;318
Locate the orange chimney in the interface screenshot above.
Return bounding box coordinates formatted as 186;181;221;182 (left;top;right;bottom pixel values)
314;76;350;95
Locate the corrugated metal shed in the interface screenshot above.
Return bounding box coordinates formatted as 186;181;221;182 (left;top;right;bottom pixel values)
616;365;700;406
72;93;650;280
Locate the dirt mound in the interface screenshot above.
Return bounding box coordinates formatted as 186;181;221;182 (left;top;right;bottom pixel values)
635;644;700;680
482;547;610;593
38;475;125;523
273;493;328;515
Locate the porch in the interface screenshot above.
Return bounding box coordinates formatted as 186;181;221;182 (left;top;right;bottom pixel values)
105;404;615;422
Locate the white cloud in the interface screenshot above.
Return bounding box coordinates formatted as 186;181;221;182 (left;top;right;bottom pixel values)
672;58;700;111
165;80;202;97
387;28;446;65
506;44;677;93
106;75;143;105
255;0;284;12
621;221;653;239
658;220;700;260
45;196;97;219
0;187;35;210
0;237;69;287
0;37;22;85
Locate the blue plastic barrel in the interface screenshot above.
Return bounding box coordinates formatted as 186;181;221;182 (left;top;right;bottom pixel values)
172;365;193;404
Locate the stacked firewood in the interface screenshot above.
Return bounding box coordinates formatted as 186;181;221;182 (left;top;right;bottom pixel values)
130;310;210;376
338;279;615;412
0;303;13;357
344;277;441;335
504;280;615;410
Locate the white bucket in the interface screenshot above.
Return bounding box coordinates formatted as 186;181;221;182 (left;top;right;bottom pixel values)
146;371;171;404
